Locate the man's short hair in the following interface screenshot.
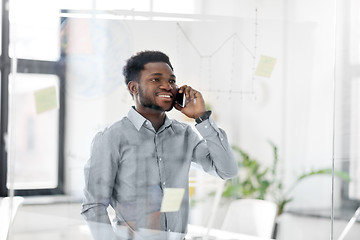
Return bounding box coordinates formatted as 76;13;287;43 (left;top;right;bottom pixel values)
123;50;174;85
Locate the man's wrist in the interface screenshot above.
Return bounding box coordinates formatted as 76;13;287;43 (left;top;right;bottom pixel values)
195;110;212;124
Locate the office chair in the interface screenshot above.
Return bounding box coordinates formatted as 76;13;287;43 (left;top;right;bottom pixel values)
221;199;277;239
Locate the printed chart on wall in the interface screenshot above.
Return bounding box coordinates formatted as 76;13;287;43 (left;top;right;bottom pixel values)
124;15;279;103
61;12;279;102
174;20;257;96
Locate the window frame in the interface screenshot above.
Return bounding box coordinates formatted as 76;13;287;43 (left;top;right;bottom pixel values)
0;0;65;197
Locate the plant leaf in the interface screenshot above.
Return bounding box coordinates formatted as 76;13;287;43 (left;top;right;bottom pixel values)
297;168;350;182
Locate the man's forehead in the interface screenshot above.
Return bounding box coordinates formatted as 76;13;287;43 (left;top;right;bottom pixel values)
143;62;175;76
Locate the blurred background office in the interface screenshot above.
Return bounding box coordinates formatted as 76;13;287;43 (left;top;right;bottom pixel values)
0;0;359;239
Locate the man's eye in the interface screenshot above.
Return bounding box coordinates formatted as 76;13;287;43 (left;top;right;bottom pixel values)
151;78;159;82
169;79;176;84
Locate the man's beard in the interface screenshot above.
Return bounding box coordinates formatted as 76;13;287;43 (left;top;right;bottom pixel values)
138;86;174;112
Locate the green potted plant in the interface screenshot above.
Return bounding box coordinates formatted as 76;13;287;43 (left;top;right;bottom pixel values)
222;142;350;216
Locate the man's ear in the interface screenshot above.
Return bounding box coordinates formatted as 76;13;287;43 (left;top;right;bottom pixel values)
128;81;138;96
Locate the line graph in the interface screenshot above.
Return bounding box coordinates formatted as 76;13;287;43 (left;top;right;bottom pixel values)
175;8;259;97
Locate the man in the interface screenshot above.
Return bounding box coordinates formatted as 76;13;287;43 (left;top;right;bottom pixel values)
81;50;238;240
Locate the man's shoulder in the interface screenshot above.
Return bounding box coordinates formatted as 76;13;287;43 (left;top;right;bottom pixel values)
109;116;131;129
170;118;194;132
96;116;132;136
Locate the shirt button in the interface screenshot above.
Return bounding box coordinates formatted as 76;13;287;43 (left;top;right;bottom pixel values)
220;138;224;141
168;229;171;232
163;182;166;186
204;125;208;129
159;158;162;161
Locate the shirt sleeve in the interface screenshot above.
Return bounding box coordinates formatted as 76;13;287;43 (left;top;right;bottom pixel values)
192;116;238;179
81;131;120;240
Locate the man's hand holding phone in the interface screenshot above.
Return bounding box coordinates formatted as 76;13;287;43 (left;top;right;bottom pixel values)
174;85;206;120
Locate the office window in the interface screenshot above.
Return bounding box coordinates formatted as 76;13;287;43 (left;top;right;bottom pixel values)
7;74;60;190
0;0;65;196
95;0;152;11
62;0;195;13
152;0;195;14
9;0;60;61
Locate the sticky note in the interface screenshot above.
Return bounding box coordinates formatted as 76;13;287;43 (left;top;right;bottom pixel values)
34;86;58;114
255;55;277;78
160;188;185;212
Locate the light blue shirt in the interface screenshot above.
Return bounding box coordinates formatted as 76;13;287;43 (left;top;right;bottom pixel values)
81;107;238;239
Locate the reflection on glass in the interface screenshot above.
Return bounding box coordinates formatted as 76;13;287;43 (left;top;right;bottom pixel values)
7;74;59;189
333;1;360;239
95;0;151;11
349;78;360;200
152;0;195;14
9;0;60;61
4;1;360;240
81;50;239;240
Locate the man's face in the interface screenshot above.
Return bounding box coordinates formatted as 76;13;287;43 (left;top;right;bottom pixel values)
137;62;177;112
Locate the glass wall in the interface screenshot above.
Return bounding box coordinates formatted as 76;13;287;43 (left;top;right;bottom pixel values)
1;0;359;240
4;0;64;196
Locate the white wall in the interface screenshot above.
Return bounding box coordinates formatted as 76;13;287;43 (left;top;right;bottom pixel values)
63;15;281;196
63;0;341;221
201;0;340;210
281;0;338;209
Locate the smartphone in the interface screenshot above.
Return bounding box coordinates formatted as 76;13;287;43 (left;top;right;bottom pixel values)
175;90;186;107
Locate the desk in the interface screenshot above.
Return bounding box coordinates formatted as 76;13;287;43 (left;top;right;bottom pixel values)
186;225;274;240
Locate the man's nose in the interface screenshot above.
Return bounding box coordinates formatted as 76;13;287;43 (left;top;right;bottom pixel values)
159;81;173;90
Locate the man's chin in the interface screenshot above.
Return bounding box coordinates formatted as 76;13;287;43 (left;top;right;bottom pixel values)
158;105;174;112
164;106;174;112
143;104;173;112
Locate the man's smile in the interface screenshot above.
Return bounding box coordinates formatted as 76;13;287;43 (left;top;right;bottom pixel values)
156;93;173;99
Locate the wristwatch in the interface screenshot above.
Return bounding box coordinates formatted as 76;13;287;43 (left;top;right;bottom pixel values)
195;110;212;124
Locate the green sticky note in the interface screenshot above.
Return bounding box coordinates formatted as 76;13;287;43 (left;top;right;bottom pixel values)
34;86;58;114
255;55;277;78
160;188;185;212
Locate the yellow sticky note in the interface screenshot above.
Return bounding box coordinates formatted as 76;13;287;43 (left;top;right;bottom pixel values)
255;55;277;78
34;86;58;114
160;188;185;212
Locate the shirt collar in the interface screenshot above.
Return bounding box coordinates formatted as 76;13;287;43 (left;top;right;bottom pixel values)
127;106;173;132
161;115;173;132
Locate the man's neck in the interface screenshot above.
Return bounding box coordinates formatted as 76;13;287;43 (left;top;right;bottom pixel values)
135;106;166;132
